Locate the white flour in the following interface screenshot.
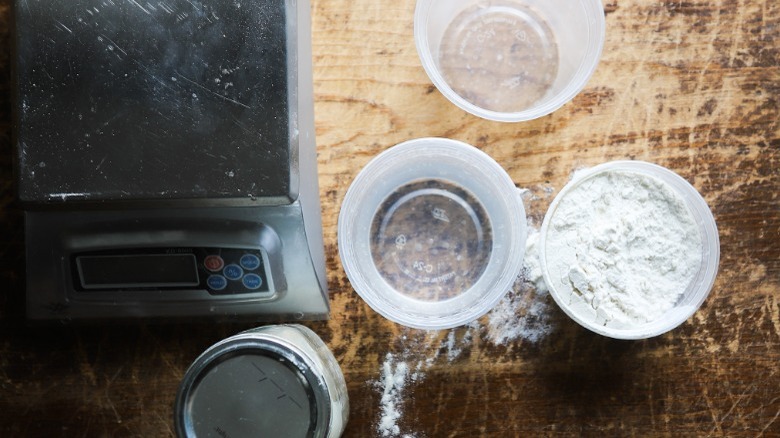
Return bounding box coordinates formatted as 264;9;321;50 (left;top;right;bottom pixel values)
375;333;436;438
521;229;548;294
373;223;554;437
486;228;552;344
377;354;412;437
544;170;702;328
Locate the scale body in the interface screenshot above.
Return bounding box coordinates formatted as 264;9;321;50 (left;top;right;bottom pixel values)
13;0;329;321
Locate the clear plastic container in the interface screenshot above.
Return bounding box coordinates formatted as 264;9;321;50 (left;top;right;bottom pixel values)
539;161;720;339
338;138;527;329
415;0;605;122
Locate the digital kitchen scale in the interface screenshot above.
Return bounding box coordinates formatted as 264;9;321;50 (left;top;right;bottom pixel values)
13;0;329;321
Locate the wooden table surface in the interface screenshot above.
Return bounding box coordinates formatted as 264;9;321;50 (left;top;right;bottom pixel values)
1;0;778;436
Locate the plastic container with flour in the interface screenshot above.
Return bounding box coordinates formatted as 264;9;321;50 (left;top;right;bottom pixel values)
539;161;720;339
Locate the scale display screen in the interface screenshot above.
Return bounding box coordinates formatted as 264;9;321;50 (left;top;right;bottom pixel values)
77;254;200;289
72;248;271;295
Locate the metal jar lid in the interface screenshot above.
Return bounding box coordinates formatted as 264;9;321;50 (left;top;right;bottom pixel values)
174;325;348;437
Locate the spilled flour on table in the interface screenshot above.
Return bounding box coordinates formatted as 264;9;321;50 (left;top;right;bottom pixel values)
521;228;548;295
444;325;476;362
372;225;553;437
375;334;438;438
377;354;412;437
486;228;552;345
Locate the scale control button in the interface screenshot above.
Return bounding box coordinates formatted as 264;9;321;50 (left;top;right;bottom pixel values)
207;275;227;291
242;274;263;290
223;264;243;281
204;255;224;272
240;254;261;271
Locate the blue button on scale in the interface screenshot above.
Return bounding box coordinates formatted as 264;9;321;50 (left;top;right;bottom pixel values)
239;254;261;270
223;264;243;280
242;274;263;290
207;275;227;291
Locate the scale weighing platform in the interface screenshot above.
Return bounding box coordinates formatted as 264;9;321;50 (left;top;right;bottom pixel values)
13;0;329;321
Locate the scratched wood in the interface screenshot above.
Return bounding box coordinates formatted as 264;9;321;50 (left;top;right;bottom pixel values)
1;0;778;436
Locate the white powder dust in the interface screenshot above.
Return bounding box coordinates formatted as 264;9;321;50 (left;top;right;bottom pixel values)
374;333;437;438
486;290;550;345
377;354;412;437
485;227;552;345
373;331;465;437
372;223;554;437
544;170;703;328
522;229;548;294
444;329;469;362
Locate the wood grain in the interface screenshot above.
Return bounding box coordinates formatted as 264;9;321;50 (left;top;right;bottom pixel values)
1;0;778;436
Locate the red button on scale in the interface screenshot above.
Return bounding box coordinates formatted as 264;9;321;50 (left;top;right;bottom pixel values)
204;255;224;272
